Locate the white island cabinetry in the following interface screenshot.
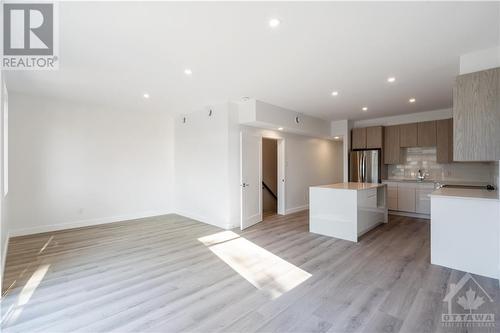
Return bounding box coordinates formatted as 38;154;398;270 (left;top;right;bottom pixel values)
431;188;499;279
309;183;388;242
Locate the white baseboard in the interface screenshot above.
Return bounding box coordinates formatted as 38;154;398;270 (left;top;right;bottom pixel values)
173;209;233;230
285;204;309;215
388;210;430;220
9;210;173;237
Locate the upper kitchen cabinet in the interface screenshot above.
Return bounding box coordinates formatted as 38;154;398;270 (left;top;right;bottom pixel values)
352;126;383;149
399;123;418;147
366;126;383;149
436;118;453;163
351;127;366;149
417;121;437;147
453;67;500;161
384;125;402;164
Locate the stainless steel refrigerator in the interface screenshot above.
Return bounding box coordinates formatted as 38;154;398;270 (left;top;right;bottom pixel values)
349;150;381;183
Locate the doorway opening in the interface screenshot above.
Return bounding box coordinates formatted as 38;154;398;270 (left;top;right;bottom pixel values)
240;132;285;230
261;138;285;221
262;138;278;219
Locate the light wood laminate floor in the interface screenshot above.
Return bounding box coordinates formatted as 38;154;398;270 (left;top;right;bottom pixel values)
1;212;499;332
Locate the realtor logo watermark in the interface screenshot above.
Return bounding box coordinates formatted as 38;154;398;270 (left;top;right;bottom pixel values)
442;273;495;329
2;1;59;70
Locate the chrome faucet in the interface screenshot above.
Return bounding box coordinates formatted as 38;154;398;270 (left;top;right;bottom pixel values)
417;169;426;181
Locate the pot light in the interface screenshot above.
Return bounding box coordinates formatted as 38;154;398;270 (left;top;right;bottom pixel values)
278;127;284;131
334;136;340;140
409;98;416;103
184;68;193;75
387;77;396;83
331;91;339;97
143;93;150;99
269;18;281;28
362;107;368;112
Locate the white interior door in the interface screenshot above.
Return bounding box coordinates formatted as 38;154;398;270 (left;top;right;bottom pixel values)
277;139;285;215
240;132;262;230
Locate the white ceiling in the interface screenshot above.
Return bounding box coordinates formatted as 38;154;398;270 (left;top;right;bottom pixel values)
5;1;500;121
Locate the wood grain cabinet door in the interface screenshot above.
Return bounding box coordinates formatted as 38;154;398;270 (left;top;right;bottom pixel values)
436;118;453;163
386;184;398;210
453;67;500;161
352;128;366;149
399;123;418;147
383;125;401;164
366;126;383;149
397;184;416;213
417;121;437;147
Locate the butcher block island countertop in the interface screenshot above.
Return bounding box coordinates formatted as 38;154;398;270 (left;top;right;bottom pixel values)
309;182;388;242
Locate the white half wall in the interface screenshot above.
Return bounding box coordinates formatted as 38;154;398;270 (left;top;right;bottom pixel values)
7;94;174;236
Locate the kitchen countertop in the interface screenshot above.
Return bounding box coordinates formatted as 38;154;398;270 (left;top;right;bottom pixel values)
431;187;499;201
383;179;492;186
311;182;386;191
383;179;435;184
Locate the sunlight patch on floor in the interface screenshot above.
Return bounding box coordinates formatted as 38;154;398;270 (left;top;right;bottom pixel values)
1;264;50;326
199;231;311;299
38;236;54;254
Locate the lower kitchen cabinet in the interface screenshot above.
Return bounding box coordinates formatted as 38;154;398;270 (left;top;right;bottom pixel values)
416;185;435;214
387;184;398;210
382;181;434;215
396;183;416;212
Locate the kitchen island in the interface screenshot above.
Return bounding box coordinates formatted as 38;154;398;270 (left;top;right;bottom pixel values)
309;182;388;242
430;187;499;278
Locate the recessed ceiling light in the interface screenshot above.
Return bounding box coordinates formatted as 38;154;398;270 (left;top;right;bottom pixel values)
334;136;340;140
409;98;416;103
269;18;281;28
143;93;150;99
278;127;284;131
387;77;396;83
241;96;250;101
184;68;193;75
362;107;368;112
331;91;339;97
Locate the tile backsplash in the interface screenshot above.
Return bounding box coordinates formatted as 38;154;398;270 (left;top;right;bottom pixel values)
388;147;495;183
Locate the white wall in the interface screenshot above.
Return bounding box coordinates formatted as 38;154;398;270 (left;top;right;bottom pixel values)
353;108;453;128
235;126;343;216
239;99;331;138
331;120;350;181
175;103;343;229
0;72;8;290
7;94;174;236
460;46;500;75
174;103;233;229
